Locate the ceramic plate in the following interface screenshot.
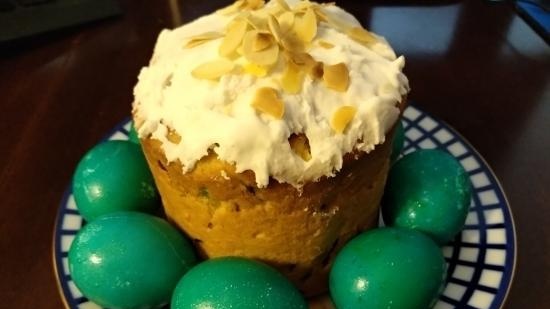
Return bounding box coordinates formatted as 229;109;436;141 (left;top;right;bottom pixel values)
53;105;516;309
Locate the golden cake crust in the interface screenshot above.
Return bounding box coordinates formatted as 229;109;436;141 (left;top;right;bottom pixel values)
139;124;396;296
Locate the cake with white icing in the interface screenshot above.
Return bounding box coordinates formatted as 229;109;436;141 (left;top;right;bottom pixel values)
133;0;409;295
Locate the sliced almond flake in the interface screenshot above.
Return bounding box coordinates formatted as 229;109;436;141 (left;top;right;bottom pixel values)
331;105;356;134
242;30;280;66
184;32;224;48
294;1;314;12
191;59;235;80
308;61;324;80
275;0;291;11
219;19;248;56
166;129;182;144
318;40;334;49
217;0;245;15
281;61;305;94
251;87;285;119
288;133;312;161
236;45;245;56
294;8;317;43
312;6;329;22
323;63;349;92
237;10;252;17
188;32;224;41
266;4;285;17
244;0;265;10
243;62;268;77
253;32;274;51
286;51;315;66
267;15;283;43
184;40;210;49
246;13;268;31
277;11;295;34
347;27;377;45
285;52;322;79
281;32;305;52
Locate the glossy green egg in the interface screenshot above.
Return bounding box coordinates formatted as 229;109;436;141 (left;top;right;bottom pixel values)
69;212;197;309
382;149;472;244
171;257;307;309
72;140;158;221
330;228;446;309
128;121;140;144
390;120;405;163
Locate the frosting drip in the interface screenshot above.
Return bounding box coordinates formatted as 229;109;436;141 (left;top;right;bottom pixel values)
133;0;409;188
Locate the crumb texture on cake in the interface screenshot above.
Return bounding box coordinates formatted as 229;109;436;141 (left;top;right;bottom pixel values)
133;0;409;188
140;125;395;296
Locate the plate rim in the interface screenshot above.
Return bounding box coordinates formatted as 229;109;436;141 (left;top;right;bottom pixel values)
435;117;517;309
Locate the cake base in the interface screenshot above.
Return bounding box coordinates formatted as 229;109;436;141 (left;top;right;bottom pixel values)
139;127;395;296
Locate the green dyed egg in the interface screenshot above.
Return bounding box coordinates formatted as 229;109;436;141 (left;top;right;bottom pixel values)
128;121;140;144
330;228;446;309
69;212;197;309
390;120;405;163
72;140;158;221
171;257;307;309
382;149;472;244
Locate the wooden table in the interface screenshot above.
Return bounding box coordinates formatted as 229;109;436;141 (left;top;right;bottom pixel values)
0;0;548;308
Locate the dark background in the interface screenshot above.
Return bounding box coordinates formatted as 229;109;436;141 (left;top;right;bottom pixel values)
0;0;548;308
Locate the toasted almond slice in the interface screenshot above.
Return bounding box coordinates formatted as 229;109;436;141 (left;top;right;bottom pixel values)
166;129;182;144
191;59;235;80
318;40;334;49
308;61;324;80
217;0;245;15
243;62;268;77
253;32;274;51
281;32;305;52
244;0;265;10
235;11;251;20
312;6;329;22
219;19;248;56
243;30;280;66
184;40;209;49
275;0;291;11
188;32;224;41
184;32;224;48
284;52;322;79
294;8;317;43
236;45;244;56
267;5;285;17
246;13;268;31
250;43;279;65
294;1;314;12
287;51;315;66
277;11;295;33
251;87;285;119
331;105;356;134
267;15;283;43
347;27;377;45
288;133;312;161
281;61;305;94
323;63;349;92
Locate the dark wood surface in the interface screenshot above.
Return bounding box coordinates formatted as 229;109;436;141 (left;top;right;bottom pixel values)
1;0;548;308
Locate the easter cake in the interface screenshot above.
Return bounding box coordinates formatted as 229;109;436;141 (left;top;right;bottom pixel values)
132;0;409;296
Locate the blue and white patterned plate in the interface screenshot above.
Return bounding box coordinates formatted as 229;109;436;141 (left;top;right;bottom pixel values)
53;106;516;309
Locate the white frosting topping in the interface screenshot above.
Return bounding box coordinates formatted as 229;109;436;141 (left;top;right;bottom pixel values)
133;0;409;188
